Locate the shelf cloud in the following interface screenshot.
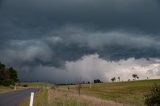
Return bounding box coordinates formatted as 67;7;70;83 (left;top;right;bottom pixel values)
0;0;160;83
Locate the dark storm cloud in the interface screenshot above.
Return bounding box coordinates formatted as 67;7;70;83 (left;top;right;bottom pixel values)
0;0;3;7
0;0;160;82
1;0;160;35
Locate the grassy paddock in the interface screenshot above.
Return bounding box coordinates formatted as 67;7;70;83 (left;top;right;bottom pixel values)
20;87;121;106
48;88;87;106
78;79;160;106
20;79;160;106
48;87;122;106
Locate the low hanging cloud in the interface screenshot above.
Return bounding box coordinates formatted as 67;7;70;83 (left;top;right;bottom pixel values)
0;40;53;66
20;54;160;83
51;26;160;49
1;27;160;66
0;27;160;83
0;0;160;83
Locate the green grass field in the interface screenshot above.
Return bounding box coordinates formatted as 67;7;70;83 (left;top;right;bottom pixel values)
21;82;54;87
79;79;160;106
20;79;160;106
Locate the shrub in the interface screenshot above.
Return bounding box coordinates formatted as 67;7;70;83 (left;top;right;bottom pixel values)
22;84;28;87
1;79;15;86
94;79;102;83
144;84;160;106
0;62;19;86
10;85;15;89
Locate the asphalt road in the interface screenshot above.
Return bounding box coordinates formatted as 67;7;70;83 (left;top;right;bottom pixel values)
0;88;39;106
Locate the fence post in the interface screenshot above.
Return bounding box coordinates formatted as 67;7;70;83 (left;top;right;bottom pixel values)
29;92;34;106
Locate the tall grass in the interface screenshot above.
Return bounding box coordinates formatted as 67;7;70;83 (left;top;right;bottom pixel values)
48;87;123;106
48;88;88;106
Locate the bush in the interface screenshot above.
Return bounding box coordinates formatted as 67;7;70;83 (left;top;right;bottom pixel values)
22;84;28;87
0;62;19;86
144;84;160;106
1;79;15;86
10;85;15;89
94;79;102;83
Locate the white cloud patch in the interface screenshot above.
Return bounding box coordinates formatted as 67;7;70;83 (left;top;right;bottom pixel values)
24;54;160;83
64;54;160;82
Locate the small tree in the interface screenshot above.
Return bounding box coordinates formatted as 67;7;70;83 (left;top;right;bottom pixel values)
94;79;102;83
144;84;160;106
111;77;116;82
137;76;139;79
8;67;18;82
0;62;19;86
132;74;138;80
0;63;5;69
118;77;120;82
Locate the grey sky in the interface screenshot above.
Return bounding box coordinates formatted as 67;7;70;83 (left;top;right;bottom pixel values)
0;0;160;83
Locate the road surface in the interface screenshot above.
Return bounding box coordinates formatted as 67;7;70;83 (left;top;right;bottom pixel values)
0;88;39;106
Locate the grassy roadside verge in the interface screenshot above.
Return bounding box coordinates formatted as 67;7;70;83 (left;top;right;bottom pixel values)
0;85;28;94
20;88;48;106
0;86;14;93
21;82;54;88
0;82;53;94
20;88;88;106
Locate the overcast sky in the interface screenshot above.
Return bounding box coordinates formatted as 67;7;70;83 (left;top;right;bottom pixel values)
0;0;160;83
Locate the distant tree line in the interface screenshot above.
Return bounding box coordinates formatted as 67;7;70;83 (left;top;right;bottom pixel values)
94;79;103;83
111;74;141;82
0;62;19;86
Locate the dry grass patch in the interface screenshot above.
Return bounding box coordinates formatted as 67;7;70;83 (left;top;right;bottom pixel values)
48;88;123;106
0;86;13;93
0;85;26;94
